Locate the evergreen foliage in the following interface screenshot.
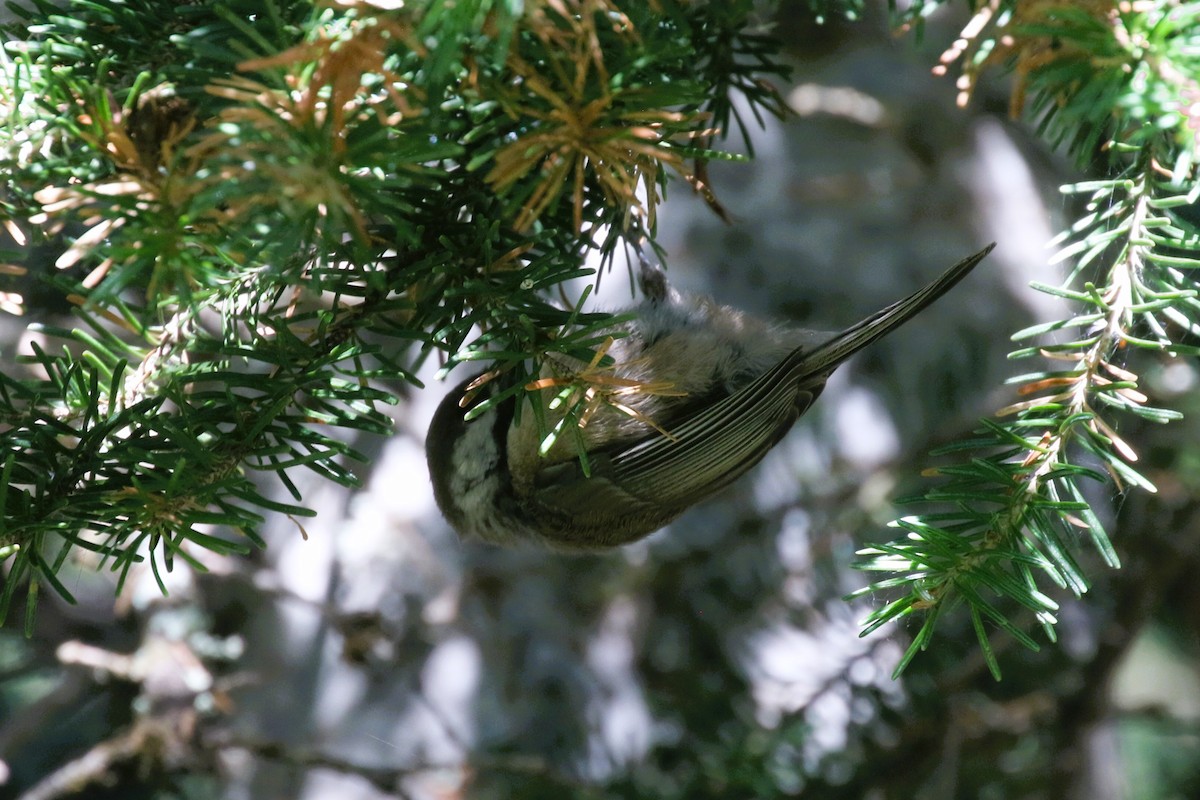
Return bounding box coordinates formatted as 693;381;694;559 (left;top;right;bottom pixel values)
1;0;1200;682
852;0;1200;678
0;0;786;630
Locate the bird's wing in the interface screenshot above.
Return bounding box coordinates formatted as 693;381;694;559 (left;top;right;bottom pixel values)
534;350;823;512
608;350;824;506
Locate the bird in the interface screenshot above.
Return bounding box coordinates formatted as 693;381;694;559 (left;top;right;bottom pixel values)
426;243;995;550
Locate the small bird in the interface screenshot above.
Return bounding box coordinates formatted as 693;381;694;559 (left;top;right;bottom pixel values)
427;243;994;550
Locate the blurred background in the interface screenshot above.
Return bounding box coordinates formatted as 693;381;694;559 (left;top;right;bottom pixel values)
4;3;1200;799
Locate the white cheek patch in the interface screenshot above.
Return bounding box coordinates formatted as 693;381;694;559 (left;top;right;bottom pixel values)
449;409;506;536
452;411;499;485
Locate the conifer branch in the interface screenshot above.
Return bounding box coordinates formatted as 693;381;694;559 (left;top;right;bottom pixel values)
854;0;1200;677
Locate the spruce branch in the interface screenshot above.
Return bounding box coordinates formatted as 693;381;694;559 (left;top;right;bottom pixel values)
0;0;791;627
854;0;1200;678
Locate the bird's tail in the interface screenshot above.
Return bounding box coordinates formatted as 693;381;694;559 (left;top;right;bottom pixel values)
798;243;995;376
